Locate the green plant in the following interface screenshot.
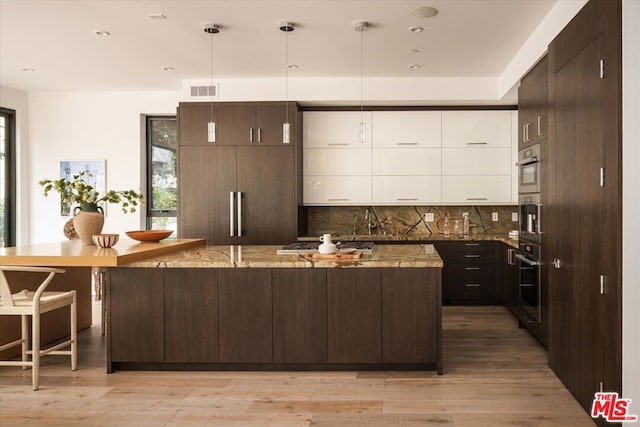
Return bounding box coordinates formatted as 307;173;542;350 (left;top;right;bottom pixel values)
39;169;145;213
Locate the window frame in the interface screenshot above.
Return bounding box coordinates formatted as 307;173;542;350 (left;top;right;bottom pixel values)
0;107;16;247
145;115;177;230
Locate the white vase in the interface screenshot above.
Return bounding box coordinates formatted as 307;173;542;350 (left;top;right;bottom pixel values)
73;206;105;245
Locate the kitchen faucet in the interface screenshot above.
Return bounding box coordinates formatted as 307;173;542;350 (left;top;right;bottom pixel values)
364;208;376;235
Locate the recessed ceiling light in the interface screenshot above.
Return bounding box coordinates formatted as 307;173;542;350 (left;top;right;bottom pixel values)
22;67;35;72
409;64;421;70
161;66;175;72
409;26;424;33
94;30;111;36
287;64;298;69
147;13;167;20
412;6;439;19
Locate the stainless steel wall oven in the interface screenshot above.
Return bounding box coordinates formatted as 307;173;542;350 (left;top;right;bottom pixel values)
517;144;540;194
515;241;541;322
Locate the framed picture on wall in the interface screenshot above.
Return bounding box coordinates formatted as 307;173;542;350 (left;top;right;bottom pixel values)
59;160;106;216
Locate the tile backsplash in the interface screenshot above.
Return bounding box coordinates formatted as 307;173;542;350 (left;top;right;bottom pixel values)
304;205;518;237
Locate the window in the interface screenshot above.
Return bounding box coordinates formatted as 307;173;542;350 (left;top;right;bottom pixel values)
146;116;177;232
0;107;16;247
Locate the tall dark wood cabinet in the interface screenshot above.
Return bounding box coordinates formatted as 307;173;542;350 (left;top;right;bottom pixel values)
177;101;301;245
519;55;549;148
547;0;622;420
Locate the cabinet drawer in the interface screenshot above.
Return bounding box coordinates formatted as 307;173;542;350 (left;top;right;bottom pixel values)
450;280;494;301
442;111;512;147
303;111;372;148
442;176;512;204
372;148;441;175
447;241;494;253
303;148;371;176
442;147;512;175
372;176;441;205
446;251;494;264
303;176;372;205
447;263;494;281
372;111;441;148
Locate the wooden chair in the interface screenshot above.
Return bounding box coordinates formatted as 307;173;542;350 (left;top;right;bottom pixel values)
0;266;77;390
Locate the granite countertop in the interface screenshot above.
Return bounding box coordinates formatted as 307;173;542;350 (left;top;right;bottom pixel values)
298;233;519;249
121;244;443;269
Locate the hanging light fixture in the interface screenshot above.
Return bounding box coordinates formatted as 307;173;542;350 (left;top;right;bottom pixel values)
204;23;220;143
355;21;369;144
279;21;294;144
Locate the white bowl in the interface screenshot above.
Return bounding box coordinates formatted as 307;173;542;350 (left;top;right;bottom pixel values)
92;233;119;248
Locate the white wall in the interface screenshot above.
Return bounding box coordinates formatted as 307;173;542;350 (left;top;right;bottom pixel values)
28;91;181;243
0;85;31;245
622;0;640;410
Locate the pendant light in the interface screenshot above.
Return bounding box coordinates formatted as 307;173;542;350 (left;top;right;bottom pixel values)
279;21;294;144
355;21;369;144
204;23;220;143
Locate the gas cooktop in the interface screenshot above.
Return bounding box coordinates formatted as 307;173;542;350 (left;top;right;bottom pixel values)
277;241;375;255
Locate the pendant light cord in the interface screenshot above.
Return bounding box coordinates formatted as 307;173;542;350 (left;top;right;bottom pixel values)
210;31;214;123
285;28;289;123
360;24;364;122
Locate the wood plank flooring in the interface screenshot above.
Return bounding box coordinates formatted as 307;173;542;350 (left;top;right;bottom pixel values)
0;304;594;426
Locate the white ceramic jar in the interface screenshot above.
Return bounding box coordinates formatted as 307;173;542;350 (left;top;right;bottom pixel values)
318;233;337;254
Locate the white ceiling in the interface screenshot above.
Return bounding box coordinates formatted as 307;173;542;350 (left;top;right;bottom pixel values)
0;0;557;94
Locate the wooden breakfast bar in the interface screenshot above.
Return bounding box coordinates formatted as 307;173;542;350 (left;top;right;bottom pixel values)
108;244;444;374
0;238;205;360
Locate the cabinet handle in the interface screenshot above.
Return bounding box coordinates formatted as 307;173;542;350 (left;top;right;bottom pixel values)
466;198;488;201
229;192;235;236
537;116;543;136
237;191;242;237
507;248;515;265
464;267;480;271
465;254;480;258
249;128;254;143
515;253;540;266
397;198;418;201
257;127;262;143
396;142;418;146
465;283;481;287
327;143;349;146
327;198;349;201
466;142;488;145
464;243;480;247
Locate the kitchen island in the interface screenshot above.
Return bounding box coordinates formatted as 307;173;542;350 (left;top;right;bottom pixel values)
108;244;443;374
0;238;205;360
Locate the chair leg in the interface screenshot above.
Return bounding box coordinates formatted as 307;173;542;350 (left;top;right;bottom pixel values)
71;290;77;371
32;311;40;391
21;315;29;370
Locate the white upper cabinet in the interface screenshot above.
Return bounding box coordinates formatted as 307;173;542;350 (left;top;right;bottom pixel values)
372;111;441;147
442;111;512;147
442;176;512;204
303;148;371;176
372;148;441;175
372;176;441;205
303;111;373;148
441;147;512;176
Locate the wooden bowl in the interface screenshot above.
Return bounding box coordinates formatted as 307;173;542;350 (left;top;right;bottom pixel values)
125;230;173;242
92;233;119;248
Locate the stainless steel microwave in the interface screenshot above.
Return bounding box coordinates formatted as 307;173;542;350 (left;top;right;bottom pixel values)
517;144;540;194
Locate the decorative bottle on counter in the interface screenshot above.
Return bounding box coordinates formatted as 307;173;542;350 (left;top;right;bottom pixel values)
463;213;470;236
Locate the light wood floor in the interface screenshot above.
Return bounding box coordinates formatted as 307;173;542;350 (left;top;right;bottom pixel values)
0;304;594;426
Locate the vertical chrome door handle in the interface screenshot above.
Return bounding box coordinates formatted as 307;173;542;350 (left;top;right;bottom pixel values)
257;128;262;143
249;128;254;144
229;192;235;236
237;191;242;237
508;248;515;266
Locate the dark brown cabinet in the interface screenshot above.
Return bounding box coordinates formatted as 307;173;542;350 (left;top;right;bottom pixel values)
218;269;273;363
546;0;621;419
327;269;382;363
108;266;442;373
382;269;440;365
272;269;327;363
178;102;300;245
518;55;548;148
178;102;298;146
108;268;164;364
164;269;218;363
435;241;497;304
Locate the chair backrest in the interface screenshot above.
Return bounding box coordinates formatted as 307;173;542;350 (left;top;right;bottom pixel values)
0;266;66;307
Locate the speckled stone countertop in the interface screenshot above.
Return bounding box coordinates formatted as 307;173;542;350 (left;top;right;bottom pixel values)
121;244;443;269
298;233;519;249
